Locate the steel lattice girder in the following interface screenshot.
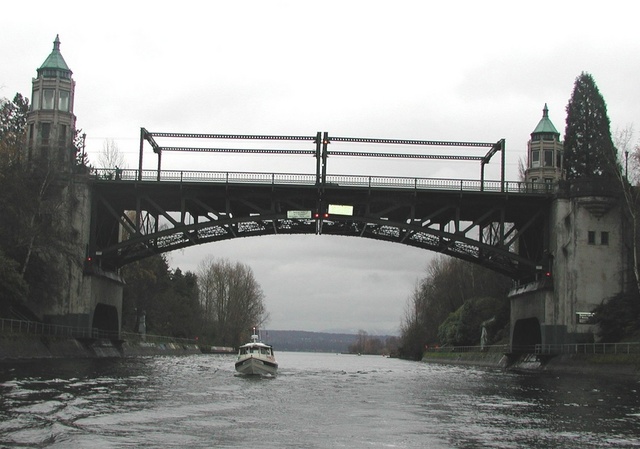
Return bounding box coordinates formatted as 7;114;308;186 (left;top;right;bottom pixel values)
90;179;551;280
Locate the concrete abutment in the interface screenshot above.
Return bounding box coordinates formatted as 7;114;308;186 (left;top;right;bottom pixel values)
510;181;629;348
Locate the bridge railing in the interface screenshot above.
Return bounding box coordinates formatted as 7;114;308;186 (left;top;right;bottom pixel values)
0;317;197;345
0;317;118;339
94;168;555;194
426;342;640;355
534;342;640;355
424;344;509;353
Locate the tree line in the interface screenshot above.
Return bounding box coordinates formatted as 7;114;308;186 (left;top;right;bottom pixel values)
121;255;268;347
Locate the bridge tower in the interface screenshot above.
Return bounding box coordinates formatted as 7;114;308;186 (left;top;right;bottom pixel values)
524;104;563;185
510;105;627;349
22;37;123;337
25;35;76;170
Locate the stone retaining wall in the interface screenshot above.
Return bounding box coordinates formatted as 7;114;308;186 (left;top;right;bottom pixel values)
0;335;202;360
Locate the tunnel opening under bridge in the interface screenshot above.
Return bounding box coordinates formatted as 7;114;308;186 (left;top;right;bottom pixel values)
511;317;542;353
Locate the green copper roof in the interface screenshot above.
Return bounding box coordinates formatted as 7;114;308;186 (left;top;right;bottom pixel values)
38;35;72;74
532;104;559;135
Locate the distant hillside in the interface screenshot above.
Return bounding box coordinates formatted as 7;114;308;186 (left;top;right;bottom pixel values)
261;330;391;353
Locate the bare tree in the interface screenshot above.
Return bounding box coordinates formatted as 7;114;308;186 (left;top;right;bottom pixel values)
197;257;269;347
613;124;640;295
98;139;126;169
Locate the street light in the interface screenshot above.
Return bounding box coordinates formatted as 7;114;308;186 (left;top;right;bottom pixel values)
625;150;629;179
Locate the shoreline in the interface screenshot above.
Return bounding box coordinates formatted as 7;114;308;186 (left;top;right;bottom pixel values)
421;350;640;378
0;334;201;360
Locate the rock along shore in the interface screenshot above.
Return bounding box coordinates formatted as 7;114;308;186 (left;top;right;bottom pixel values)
422;350;640;378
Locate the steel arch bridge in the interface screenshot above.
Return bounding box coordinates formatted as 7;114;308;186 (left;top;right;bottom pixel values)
86;130;554;281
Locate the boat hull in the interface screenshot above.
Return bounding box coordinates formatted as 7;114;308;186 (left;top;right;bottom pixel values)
235;356;278;376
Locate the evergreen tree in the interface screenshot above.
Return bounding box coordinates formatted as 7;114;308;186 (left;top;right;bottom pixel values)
0;94;29;162
563;72;619;179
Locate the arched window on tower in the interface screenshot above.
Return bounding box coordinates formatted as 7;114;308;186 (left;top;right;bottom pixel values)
42;89;55;109
58;91;70;111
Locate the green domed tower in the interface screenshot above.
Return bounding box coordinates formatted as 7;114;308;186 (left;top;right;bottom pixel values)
25;35;77;171
525;104;563;185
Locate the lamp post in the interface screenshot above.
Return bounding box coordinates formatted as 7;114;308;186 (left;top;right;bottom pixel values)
625;150;629;179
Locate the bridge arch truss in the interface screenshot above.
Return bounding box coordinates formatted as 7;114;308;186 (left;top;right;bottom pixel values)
89;171;552;281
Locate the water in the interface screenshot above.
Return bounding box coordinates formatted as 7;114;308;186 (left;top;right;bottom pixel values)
1;352;639;448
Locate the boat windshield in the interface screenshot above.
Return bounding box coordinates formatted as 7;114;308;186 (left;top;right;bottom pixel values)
239;346;272;355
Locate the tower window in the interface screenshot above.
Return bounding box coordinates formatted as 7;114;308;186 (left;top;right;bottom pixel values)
588;231;596;245
58;90;70;111
42;89;55;109
40;123;51;144
32;90;40;110
556;151;563;168
544;150;553;167
532;150;540;168
58;124;67;145
601;232;609;245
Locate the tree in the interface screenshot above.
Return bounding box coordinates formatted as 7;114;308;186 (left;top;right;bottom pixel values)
0;94;72;309
563;72;619;180
612;125;640;296
0;249;29;310
592;292;640;342
97;138;126;169
197;257;269;347
0;94;29;162
437;296;507;346
349;329;368;354
74;130;90;169
398;256;511;358
121;254;204;338
121;254;172;333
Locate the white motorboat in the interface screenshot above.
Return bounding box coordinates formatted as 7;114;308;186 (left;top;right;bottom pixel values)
235;333;278;376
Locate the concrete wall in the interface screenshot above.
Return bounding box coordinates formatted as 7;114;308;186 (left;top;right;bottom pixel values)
511;181;628;347
549;192;626;341
38;175;124;335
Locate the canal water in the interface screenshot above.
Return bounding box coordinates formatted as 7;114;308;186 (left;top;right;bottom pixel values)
1;352;639;448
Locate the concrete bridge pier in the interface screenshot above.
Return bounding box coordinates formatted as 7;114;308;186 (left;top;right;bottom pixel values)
40;176;124;338
510;179;628;351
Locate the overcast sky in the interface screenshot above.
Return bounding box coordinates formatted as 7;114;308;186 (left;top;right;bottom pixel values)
2;1;638;334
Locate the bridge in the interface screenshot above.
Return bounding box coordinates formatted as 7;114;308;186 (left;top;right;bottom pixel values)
22;37;628;353
87;130;554;282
